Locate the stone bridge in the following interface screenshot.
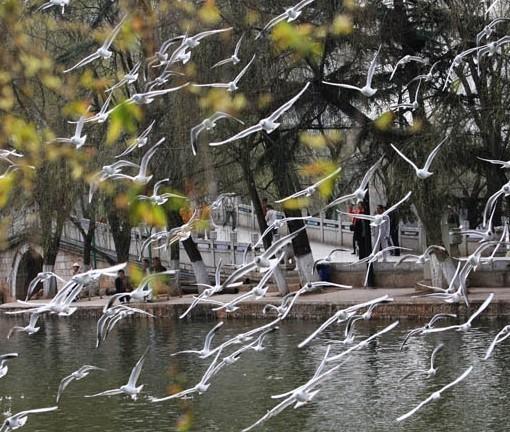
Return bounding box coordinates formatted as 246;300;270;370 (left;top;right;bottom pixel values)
0;204;490;302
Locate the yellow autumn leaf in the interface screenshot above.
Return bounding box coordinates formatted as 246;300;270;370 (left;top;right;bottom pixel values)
107;102;142;144
282;197;310;209
0;174;14;208
331;14;353;36
198;0;221;24
374;111;395;131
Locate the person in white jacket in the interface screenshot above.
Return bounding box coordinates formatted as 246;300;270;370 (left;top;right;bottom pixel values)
264;205;278;245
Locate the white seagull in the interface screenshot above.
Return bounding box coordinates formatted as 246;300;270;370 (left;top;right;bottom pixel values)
109;138;165;184
484;325;510;360
389;55;428;81
194;54;256;93
171;322;224;358
0;354;18;378
394;245;447;266
115;121;156;158
81;93;114;124
391;137;446;179
56;365;104;403
54;107;90;149
36;0;69;15
339;191;412;227
390;79;422;112
478;156;510;169
190;112;245;156
0;406;58;432
212;33;245;68
396;366;473;422
209;82;310;146
275;167;341;203
150;348;224;402
85;347;149;400
6;313;41;339
64;16;126;73
322;46;381;97
255;0;316;39
400;314;457;350
400;344;444;382
323;158;382;209
25;271;66;301
126;83;189;105
106;61;142;93
255;215;312;248
424;293;494;334
137;178;186;206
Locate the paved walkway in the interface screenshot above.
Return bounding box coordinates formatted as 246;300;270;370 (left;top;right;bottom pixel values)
213;224;401;264
1;287;507;320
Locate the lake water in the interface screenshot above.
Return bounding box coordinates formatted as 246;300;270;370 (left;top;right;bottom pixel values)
0;315;507;432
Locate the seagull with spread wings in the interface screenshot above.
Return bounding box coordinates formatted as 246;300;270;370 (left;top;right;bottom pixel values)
212;33;246;68
397;366;473;422
85;347;149;400
391;137;446;179
323;46;381;97
190;112;244;156
64;16;126;73
194;54;256;92
255;0;316;39
209;82;310;146
275;167;341;203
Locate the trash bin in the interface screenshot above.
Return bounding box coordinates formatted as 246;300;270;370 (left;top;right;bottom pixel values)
317;263;331;282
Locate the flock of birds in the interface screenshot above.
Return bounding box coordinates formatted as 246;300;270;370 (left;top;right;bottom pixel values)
1;0;510;430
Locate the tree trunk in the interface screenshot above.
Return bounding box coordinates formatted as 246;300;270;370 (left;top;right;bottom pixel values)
238;154;289;295
263;132;317;285
182;236;209;290
107;209;132;263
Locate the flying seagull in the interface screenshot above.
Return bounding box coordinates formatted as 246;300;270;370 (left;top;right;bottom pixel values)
0;353;18;378
0;406;58;432
322;158;382;210
389;55;428;81
194;54;256;92
190;112;244;156
56;365;104;403
54;107;90;149
211;33;246;68
399;344;444;382
255;0;316;39
85;347;149;400
209;82;310;146
64;16;126;73
396;366;473;422
137;178;187;206
323;46;381;97
115;121;156;158
275;167;341;203
390;137;447;179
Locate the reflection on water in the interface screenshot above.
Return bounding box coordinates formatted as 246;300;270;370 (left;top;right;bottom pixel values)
0;315;508;431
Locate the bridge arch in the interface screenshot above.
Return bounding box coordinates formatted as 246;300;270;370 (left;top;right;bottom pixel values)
10;244;43;300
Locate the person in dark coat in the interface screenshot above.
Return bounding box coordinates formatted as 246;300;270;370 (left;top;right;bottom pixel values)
114;269;131;303
355;202;374;287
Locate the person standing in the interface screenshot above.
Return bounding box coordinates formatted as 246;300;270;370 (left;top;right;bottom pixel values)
114;269;131;304
151;256;167;273
350;202;362;255
356;202;374;287
223;194;237;231
264;204;278;245
142;258;151;275
71;262;81;276
149;257;167;301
